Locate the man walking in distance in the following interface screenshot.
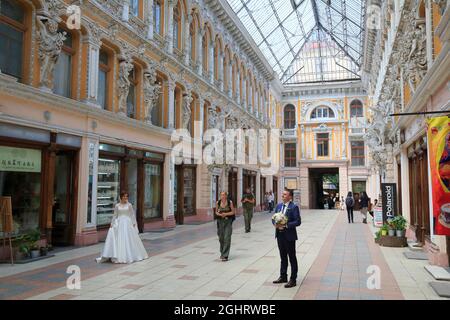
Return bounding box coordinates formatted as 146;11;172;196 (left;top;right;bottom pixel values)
273;188;301;288
241;187;256;233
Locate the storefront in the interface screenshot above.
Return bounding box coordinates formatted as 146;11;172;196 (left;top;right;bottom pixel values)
243;169;256;194
174;164;196;225
407;136;430;245
0;123;80;247
96;143;164;233
228;167;238;205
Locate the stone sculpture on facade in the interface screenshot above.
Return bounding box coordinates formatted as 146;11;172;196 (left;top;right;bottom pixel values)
143;67;161;123
36;11;66;90
117;51;134;115
182;92;194;130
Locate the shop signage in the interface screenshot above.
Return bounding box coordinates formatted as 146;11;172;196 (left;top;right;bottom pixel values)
381;183;397;223
427;116;450;236
0;146;41;173
373;206;383;227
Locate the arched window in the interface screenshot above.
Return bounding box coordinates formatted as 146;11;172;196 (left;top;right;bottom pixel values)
130;0;139;17
189;20;195;62
153;0;162;35
152;76;163;126
126;65;138;119
173;1;181;50
53;29;75;98
97;49;111;110
311;106;335;119
350;99;363;117
202;33;208;75
0;0;26;81
214;39;219;81
284;104;296;129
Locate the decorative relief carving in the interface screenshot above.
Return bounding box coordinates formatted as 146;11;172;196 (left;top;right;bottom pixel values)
36;4;66;90
117;50;133;115
143;65;160;123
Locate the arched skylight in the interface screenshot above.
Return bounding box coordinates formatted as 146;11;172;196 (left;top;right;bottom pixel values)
226;0;366;85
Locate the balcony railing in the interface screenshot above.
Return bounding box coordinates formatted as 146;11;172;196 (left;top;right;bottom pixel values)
280;128;297;139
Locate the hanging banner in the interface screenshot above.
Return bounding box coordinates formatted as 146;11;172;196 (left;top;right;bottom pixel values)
381;183;397;223
427;116;450;236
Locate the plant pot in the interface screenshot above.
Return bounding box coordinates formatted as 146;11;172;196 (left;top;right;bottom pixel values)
396;230;405;237
40;247;48;256
388;229;396;236
15;251;28;260
30;250;40;259
381;230;387;236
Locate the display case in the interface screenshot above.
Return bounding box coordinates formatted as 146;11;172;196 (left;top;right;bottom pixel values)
96;158;120;226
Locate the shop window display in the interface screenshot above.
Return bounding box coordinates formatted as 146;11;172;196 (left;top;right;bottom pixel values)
0;146;41;235
96;158;120;226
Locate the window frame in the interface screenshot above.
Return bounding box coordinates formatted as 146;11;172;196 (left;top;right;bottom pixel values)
317;133;329;157
0;2;27;81
97;49;111;110
284;143;297;167
350;100;364;117
351;140;365;166
284;104;296;129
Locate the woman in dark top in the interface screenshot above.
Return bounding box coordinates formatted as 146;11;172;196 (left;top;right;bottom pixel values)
359;191;370;224
216;191;235;261
345;192;355;223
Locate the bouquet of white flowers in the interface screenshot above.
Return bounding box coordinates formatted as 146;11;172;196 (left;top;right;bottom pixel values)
272;212;288;226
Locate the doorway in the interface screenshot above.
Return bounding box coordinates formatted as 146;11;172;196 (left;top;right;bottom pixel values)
174;165;196;225
308;168;339;209
351;181;366;211
52;151;77;246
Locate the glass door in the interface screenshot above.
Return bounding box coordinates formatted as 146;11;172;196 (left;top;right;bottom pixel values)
183;167;196;216
52;152;74;246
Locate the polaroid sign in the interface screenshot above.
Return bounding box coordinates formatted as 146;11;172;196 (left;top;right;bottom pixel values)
381;183;397;222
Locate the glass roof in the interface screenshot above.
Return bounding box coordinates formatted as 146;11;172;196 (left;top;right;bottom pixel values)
227;0;366;85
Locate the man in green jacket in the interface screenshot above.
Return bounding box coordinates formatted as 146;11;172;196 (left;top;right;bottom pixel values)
241;187;256;233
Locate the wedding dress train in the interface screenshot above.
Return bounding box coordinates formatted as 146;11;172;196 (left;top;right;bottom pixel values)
96;202;148;264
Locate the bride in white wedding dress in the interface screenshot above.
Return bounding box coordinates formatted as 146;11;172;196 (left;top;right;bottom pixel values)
96;192;149;264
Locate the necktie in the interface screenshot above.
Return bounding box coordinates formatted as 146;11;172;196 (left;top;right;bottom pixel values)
282;204;286;215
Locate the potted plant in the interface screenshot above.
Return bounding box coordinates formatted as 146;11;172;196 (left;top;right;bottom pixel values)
392;215;407;237
27;228;41;259
380;224;389;236
387;219;396;236
40;245;48;256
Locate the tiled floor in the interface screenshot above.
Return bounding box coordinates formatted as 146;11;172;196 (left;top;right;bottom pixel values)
1;209;448;300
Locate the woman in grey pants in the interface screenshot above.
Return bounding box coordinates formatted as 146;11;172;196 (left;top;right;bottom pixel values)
216;191;236;261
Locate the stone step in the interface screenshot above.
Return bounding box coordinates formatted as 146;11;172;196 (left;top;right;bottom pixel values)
425;265;450;281
429;281;450;298
403;251;428;260
407;242;425;251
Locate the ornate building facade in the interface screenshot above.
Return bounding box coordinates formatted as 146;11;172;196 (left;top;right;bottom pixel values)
0;0;284;253
280;82;373;209
363;0;450;266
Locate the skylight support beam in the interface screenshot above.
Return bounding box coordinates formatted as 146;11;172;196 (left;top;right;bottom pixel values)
310;0;321;26
268;0;295;57
280;28;315;81
238;0;284;72
319;23;360;68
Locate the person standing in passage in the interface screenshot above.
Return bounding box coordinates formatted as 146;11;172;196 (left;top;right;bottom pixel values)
241;187;256;233
268;191;274;213
216;191;235;261
96;192;148;264
340;196;345;211
345;192;355;223
272;189;301;288
359;191;370;224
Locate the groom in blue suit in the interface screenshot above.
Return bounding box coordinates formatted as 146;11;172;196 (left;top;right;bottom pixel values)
273;188;301;288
